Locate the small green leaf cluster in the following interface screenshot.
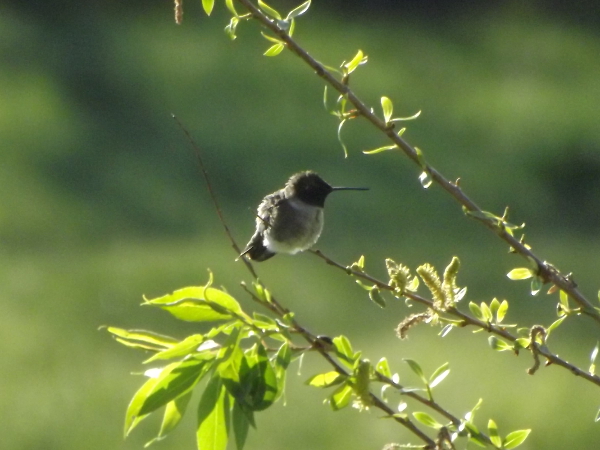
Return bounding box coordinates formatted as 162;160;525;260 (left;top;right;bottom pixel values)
306;336;375;411
107;277;292;450
256;0;311;55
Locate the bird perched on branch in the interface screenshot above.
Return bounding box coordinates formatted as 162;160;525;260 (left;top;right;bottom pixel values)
239;171;368;262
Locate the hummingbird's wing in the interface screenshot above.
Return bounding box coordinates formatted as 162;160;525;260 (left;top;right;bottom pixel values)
238;190;285;262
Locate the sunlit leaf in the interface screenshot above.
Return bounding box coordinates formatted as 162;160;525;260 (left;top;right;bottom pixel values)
264;43;285;56
225;0;238;16
530;276;543;296
260;31;284;44
488;419;501;447
363;144;397;155
480;302;493;322
333;335;354;360
506;268;534;280
258;0;282;19
306;371;344;388
503;429;531;449
202;0;214;16
419;171;432;188
145;392;193;446
439;324;454;337
413;411;442;429
285;0;311;20
546;316;566;337
197;376;229;450
381;96;393;123
390;110;422;122
429;362;450;388
496;300;509;322
224;17;239;40
329;383;353;410
488;336;512;352
107;327;178;351
337;118;349;158
469;302;484;320
404;359;427;384
144;334;205;363
125;373;163;436
369;287;386;308
376;358;392;378
343;49;367;74
139;359;209;416
143;286;242;322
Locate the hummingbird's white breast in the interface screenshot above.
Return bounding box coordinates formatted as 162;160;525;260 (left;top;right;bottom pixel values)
263;197;324;254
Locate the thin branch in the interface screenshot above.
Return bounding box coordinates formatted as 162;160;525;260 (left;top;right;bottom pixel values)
234;0;600;325
172;114;258;279
311;249;600;388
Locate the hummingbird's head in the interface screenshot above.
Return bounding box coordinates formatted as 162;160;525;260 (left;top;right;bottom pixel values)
286;171;369;207
286;171;333;207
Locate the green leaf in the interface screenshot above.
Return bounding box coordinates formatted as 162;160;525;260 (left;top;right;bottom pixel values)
369;287;386;308
381;96;393;123
107;327;178;351
329;383;353;410
202;0;215;16
595;406;600;422
559;290;570;312
333;335;354;360
275;341;292;371
197;376;229;450
260;31;284;45
480;302;493;322
403;359;427;384
506;268;533;280
376;358;392;378
412;412;442;429
503;429;531;449
286;0;311;20
231;345;278;411
145;391;193;446
343;50;367;74
363;144;397;155
306;371;344;388
590;342;599;375
139;359;210;416
258;0;282;19
144;334;205;363
488;336;512;352
439;324;454;337
232;401;251;450
546;315;566;337
488;419;501;447
225;0;238;16
337;118;349;158
469;302;484;320
125;373;164;436
489;298;500;317
515;338;531;349
264;43;285;56
496;299;509;322
390;110;422;122
224;17;239;41
429;362;450;388
144;286;242;322
530;276;542;295
464;398;483;423
418;171;432;188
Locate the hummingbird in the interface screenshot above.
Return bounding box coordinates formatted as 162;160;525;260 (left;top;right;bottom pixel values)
239;171;368;262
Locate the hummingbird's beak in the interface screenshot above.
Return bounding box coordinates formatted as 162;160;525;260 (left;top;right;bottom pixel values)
331;186;369;192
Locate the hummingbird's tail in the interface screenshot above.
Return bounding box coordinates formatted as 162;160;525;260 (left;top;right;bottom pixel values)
238;234;276;262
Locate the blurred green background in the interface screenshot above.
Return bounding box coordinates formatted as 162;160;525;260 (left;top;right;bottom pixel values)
3;1;600;449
